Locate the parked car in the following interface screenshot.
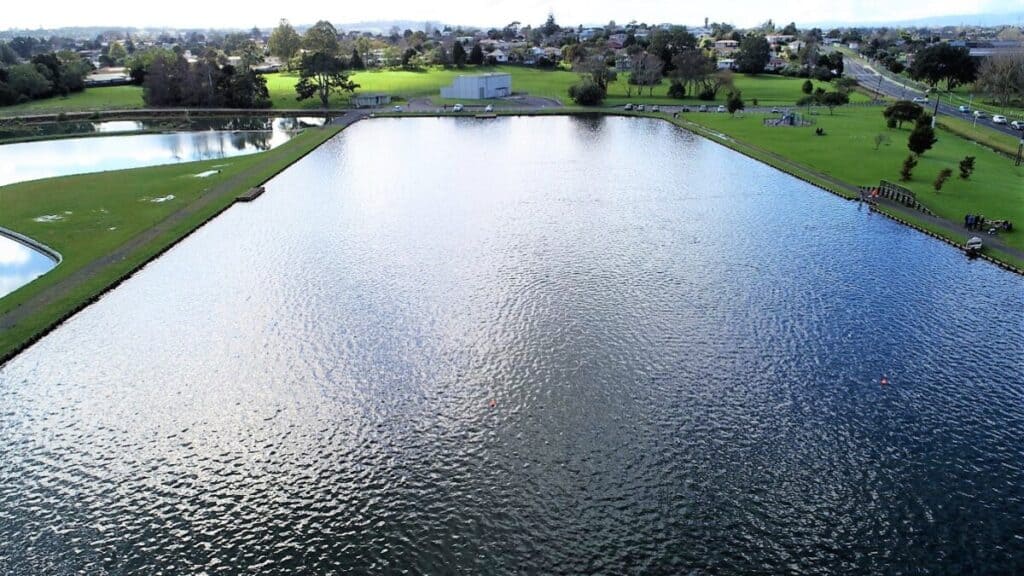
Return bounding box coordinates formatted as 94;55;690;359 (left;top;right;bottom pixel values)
698;105;708;112
958;105;970;113
637;104;645;111
484;104;494;113
680;106;691;112
716;105;726;112
992;115;1007;125
392;105;403;112
452;103;464;112
912;96;929;104
624;103;634;110
771;108;781;113
651;105;660;112
973;110;987;119
1011;120;1024;131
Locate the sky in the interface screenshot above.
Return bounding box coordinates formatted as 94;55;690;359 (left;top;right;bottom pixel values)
2;0;1020;30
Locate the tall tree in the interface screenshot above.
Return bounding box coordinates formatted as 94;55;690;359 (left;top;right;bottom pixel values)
468;43;484;65
541;12;560;36
350;48;365;70
909;43;977;90
452;42;468;67
907;115;937;156
295;51;359;108
268;19;302;65
303;20;340;55
883;100;924;128
975;53;1024;108
735;34;770;74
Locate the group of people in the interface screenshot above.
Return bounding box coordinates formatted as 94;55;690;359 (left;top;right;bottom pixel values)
964;214;1013;233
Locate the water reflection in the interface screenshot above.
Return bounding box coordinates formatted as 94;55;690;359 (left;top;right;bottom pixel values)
0;117;1021;574
0;234;56;298
0;117;322;187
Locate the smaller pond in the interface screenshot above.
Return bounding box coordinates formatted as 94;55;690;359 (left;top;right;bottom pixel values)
0;117;326;187
0;233;57;299
0;116;327;141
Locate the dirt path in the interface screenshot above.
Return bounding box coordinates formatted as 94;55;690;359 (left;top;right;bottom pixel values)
0;112;366;339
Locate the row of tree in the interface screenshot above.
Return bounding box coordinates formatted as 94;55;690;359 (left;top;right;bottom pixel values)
140;51;270;108
0;51;91;106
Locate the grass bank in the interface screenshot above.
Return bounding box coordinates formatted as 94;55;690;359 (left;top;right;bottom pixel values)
0;124;343;362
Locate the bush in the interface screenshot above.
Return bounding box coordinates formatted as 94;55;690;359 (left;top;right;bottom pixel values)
959;156;976;179
697;87;715;100
933;168;953;192
900;155;918;181
801;79;813;94
667;81;686;99
568;80;606;106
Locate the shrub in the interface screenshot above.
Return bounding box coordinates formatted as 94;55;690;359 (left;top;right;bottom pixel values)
801;79;813;94
568;80;606;106
933;168;953;192
697;87;715;100
667;82;686;99
900;155;918;181
959;156;976;179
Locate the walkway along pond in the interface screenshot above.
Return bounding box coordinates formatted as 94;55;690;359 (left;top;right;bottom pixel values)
1;116;1021;574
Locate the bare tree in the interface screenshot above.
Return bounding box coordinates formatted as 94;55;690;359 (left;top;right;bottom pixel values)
975;53;1024;108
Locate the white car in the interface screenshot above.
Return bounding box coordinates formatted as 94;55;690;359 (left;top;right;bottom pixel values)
452;103;464;112
484;104;494;112
624;103;634;110
392;105;403;112
912;96;929;104
1011;120;1024;131
716;105;726;112
958;105;970;113
637;104;645;111
651;105;660;112
973;110;988;119
991;115;1007;125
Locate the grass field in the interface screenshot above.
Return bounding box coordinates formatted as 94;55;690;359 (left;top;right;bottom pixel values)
0;85;145;116
0;66;872;115
681;106;1024;250
0;126;342;359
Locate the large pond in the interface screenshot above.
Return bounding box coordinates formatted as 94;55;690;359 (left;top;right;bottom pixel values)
1;117;1022;574
0;116;325;187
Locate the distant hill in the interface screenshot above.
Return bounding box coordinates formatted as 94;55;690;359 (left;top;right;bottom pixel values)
334;20;446;34
808;11;1023;28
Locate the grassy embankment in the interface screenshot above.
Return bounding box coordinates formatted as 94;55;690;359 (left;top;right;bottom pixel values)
0;125;342;361
673;106;1024;255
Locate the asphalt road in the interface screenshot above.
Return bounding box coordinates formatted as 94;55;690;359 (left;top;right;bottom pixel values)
844;56;1024;139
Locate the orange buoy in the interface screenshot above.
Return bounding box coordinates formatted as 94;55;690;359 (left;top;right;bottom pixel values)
488;399;497;408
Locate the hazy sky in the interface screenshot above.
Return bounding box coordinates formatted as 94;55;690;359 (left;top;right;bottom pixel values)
3;0;1019;30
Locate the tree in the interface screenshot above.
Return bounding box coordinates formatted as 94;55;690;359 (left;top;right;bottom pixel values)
909;43;977;90
975;53;1024;108
295;51;359;108
959;156;976;179
933;168;952;192
669;50;715;96
573;58;617;92
568;79;605;105
900;155;918;181
782;22;798;36
883;100;924;129
541;12;560;36
303;20;340;55
452;42;467;67
819;91;849;114
801;79;813;94
7;63;52;99
342;49;360;71
269;19;302;66
468;44;484;65
631;53;663;96
0;42;19;65
735;34;770;74
908;120;937;156
726;90;745;114
106;41;127;66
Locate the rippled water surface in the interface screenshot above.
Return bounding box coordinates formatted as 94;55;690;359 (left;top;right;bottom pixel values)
1;117;1022;574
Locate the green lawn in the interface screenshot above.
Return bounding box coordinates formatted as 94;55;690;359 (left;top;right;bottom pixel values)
681;106;1024;250
0;85;145;116
0;126;342;359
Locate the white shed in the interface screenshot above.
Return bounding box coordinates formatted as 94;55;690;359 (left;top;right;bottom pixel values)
440;73;512;100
